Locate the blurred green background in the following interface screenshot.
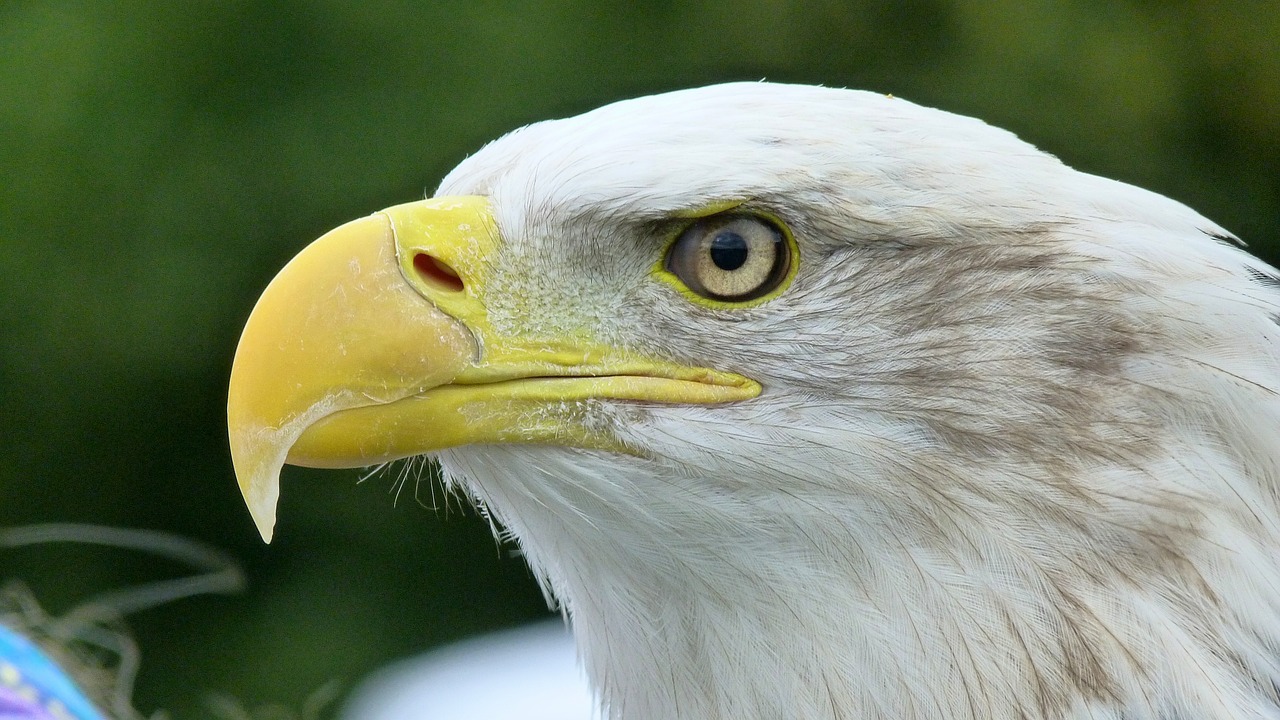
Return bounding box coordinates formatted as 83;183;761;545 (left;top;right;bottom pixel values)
2;0;1277;717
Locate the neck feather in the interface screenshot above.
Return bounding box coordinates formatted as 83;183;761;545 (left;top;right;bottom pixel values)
438;433;1280;720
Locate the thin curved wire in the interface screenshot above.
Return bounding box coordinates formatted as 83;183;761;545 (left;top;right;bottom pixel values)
0;523;245;720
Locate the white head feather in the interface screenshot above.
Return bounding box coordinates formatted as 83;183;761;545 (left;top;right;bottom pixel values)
430;82;1280;720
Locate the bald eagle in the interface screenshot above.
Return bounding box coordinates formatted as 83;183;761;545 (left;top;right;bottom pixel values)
228;83;1280;720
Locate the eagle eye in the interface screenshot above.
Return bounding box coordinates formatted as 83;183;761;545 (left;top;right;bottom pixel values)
664;214;792;302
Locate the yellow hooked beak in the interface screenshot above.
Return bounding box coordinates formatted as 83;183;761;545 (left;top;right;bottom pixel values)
228;196;760;541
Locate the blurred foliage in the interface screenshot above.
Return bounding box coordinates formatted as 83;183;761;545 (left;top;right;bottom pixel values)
1;0;1276;717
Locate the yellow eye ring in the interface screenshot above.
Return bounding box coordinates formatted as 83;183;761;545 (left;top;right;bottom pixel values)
657;212;797;305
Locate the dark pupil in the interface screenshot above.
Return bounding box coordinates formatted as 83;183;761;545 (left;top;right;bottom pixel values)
709;231;749;271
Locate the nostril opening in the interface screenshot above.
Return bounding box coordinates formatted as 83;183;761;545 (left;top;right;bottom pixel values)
412;252;464;293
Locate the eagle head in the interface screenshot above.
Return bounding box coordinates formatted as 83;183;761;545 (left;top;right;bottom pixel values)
228;83;1280;720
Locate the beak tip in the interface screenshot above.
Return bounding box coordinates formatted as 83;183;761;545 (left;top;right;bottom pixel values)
254;518;276;544
246;484;279;543
229;421;286;544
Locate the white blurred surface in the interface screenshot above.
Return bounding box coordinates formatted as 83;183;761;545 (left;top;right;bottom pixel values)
342;621;597;720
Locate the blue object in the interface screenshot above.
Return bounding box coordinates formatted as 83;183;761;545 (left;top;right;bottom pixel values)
0;626;106;720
